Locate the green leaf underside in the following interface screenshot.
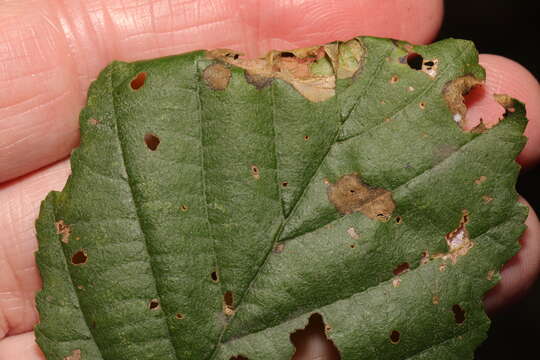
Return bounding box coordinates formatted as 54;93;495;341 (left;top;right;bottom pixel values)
35;37;527;360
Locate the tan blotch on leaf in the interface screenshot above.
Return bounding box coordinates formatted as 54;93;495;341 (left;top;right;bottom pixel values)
443;75;482;129
207;39;365;102
482;195;494;204
474;176;487;185
55;220;71;244
327;173;395;221
64;349;81;360
203;63;232;90
347;227;360;240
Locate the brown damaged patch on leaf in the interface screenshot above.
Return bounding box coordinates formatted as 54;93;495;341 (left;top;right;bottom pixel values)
203;63;232;90
347;227;360;239
55;220;71;244
207;39;365;102
433;211;473;264
483;195;494;204
494;93;516;112
327;173;395;221
443;75;483;129
324;38;366;79
421;59;438;78
474;176;487;185
64;349;81;360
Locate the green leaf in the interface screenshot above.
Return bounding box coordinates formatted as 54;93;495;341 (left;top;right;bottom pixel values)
35;36;528;360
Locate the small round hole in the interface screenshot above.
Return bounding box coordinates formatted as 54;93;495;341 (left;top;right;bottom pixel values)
282;181;288;187
180;204;189;212
211;271;219;282
149;299;160;310
406;53;423;70
452;304;465;324
281;52;295;58
304;135;310;141
395;216;403;224
71;250;88;265
390;330;400;344
144;133;160;151
130;72;147;90
175;313;184;320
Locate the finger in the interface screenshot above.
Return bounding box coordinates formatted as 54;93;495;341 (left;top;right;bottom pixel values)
0;160;69;338
0;332;44;360
0;0;444;183
463;55;540;168
484;197;540;313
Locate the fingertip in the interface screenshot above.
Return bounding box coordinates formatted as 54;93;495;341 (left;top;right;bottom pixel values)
0;332;44;360
467;55;540;168
250;0;444;55
484;197;540;314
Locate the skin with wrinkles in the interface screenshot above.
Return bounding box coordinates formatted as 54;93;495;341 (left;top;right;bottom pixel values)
0;1;539;359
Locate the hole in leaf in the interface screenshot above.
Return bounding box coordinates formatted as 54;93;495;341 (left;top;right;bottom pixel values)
230;356;248;360
406;53;423;70
304;135;310;140
180;204;189;212
291;313;341;360
390;330;401;344
452;304;465;324
250;165;260;180
149;299;160;310
211;271;219;282
393;262;409;276
71;250;88;265
223;291;235;316
395;216;403;224
144;133;160;151
175;313;184;320
130;72;147;90
281;52;295;57
282;181;289;187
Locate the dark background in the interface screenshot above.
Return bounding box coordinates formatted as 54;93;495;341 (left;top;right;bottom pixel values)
437;0;540;358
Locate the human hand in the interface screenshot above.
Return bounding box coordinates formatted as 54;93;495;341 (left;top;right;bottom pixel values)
1;1;539;359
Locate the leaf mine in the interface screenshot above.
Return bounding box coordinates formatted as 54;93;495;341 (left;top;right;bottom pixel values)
327;173;395;221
